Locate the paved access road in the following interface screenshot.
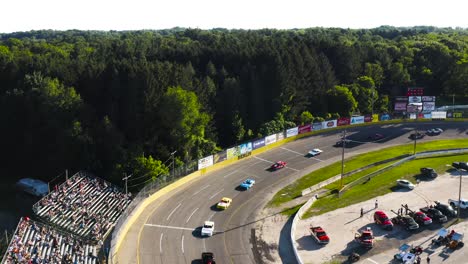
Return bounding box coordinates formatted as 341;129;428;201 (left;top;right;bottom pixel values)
128;122;467;264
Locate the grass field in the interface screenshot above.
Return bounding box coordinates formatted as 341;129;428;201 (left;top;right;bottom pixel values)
269;139;468;207
303;153;468;218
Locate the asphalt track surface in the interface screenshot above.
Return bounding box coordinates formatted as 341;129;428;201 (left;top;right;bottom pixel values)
136;122;467;264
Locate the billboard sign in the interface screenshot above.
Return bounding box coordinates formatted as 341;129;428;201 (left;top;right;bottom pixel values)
227;147;240;159
350;116;365;124
276;131;285;141
407;103;423;113
380;114;390;121
252;138;265;149
423;102;435;111
239;142;253;155
372;114;379;122
286;127;299;138
312;122;322;131
198;155;214;170
321;120;337;129
394;102;407;111
454;112;463;118
423;113;432;119
364;114;373;122
213;151;227;164
395;96;408;102
431;111;447;119
298;124;311;134
408;96;422;103
337;117;350;126
265;134;277;145
422;96;435;102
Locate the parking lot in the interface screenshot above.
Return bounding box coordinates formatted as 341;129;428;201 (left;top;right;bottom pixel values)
295;171;468;264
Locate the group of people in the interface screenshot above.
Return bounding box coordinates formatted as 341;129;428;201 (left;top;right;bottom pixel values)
4;217;96;264
33;174;132;241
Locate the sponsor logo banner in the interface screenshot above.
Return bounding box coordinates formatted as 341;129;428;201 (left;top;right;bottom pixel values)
265;134;277;145
252;138;266;149
227;147;240;159
276;131;285;141
213;151;227;164
423;102;435;111
454;112;463;118
337;117;350;126
431;111;447;119
394;102;407;111
395;96;408;102
407;104;422;113
239;142;253;155
312;122;322;131
298;124;312;134
380;114;390;121
286;127;299;138
372;114;379;122
408;96;422;103
321;120;337;129
364;114;373;122
409;113;417;119
422;96;435;102
350;116;365;124
423;113;432;119
198;155;214;170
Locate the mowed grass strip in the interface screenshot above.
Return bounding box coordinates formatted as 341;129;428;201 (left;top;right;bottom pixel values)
269;139;468;207
303;153;468;219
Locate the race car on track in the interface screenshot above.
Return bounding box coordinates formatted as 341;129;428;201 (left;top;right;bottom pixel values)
270;161;287;170
239;179;255;190
367;133;384;140
202;252;216;264
217;197;232;209
307;148;323;157
201;221;215;236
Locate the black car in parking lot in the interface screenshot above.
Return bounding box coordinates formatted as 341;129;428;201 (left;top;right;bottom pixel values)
452;162;468;171
434;201;457;217
420;167;437;178
420;207;448;223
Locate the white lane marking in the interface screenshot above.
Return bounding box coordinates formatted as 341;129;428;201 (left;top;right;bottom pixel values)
254;156;274;164
192;185;210;196
208;212;216;221
186;208;199;223
209;189;224;200
280;147;304;155
286;167;300;172
166;203;182;221
310;156;323;162
159;233;163;253
223;170;238;178
145;223;196;231
181;235;185;253
365;258;378;264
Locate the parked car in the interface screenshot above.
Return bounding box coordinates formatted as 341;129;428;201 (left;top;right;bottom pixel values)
309;226;330;245
448;198;468;209
420;167;437;178
420;207;448;223
452;162;468;171
434;201;457;217
373;211;393;230
410;211;432;225
396;179;415;190
391;215;419;230
16;178;48;197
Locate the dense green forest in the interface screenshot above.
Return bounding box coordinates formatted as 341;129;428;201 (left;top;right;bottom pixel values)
0;27;467;186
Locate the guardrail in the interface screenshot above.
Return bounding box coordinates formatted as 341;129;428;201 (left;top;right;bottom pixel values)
290;196;317;264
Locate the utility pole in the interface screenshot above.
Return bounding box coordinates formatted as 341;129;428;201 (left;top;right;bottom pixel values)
413;129;417;155
65;169;68;180
340;129;347;188
171;151;177;176
457;167;462;220
452;94;455;118
123;173;132;195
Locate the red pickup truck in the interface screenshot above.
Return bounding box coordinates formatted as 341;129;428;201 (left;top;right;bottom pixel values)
309;226;330;244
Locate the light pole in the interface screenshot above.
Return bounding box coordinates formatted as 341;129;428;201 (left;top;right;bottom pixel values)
171;150;177;176
340;129;347;188
452;94;455;118
413;129;417;155
122;173;133;195
447;164;463;220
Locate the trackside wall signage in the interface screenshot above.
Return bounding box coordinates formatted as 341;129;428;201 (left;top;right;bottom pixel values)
227;147;239;159
298;124;311;134
380;114;390;121
372;114;379;122
213;150;227;164
321;120;337;129
276;131;285;141
423;113;432;119
265;135;277;145
198;155;214;169
239;142;253;154
364;114;372;122
431;111;447;119
312;122;322;131
350;116;364;124
337;117;350;126
252;138;266;149
286;127;299;138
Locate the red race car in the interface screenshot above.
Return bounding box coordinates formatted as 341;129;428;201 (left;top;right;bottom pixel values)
271;161;287;170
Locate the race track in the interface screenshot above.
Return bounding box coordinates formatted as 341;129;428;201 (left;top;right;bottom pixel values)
134;122;467;264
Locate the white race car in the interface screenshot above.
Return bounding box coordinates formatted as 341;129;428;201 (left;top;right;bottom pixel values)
308;148;323;157
201;221;215;236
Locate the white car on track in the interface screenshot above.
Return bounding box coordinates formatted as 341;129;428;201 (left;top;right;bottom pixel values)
201;221;215;236
308;148;323;157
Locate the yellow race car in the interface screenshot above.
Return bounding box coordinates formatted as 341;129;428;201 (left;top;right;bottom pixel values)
217;197;232;210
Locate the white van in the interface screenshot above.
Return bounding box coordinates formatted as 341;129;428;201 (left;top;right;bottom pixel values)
16;178;48;197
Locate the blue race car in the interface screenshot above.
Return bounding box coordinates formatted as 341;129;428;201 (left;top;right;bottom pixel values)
239;179;256;190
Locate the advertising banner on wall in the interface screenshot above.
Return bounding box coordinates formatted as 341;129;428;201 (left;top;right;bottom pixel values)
423;102;435;111
423;113;432;119
431;111;447;119
422;96;435;102
213;151;227;164
239;142;253;154
276;131;285;141
252;138;265;149
454;112;463;118
350;116;365;124
364;114;373;122
265;134;277;145
394;102;407;111
337;117;350;126
198;155;214;170
321;120;337;129
395;96;408;102
286;127;299;138
380;114;391;121
409;113;417;119
298;124;311;134
227;147;240;159
407;103;423;113
408;96;422;103
372;114;379;122
312;122;322;131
